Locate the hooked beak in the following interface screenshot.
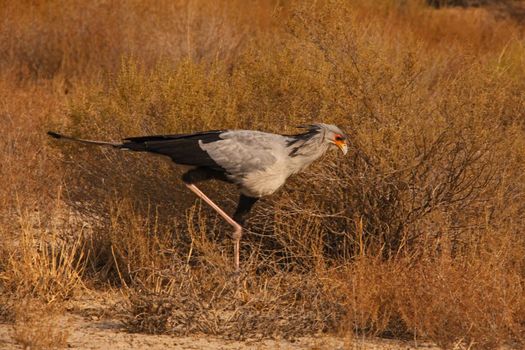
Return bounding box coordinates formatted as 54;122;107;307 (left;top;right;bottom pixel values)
335;140;348;155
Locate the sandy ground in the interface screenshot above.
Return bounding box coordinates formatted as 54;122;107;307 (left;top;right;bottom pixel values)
0;315;440;350
0;292;440;350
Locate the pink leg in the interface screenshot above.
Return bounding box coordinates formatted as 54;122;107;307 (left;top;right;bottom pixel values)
185;184;242;271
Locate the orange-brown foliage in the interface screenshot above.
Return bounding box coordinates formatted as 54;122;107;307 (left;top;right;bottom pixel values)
1;0;524;348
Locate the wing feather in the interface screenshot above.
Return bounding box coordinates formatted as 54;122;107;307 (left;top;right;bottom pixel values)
121;130;285;181
121;131;226;171
198;131;282;177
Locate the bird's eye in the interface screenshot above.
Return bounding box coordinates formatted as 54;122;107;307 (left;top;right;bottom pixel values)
335;134;344;141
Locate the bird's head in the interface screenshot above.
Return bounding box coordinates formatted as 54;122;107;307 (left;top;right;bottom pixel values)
311;123;348;155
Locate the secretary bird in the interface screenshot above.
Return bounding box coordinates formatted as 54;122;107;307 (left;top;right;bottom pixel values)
47;123;348;271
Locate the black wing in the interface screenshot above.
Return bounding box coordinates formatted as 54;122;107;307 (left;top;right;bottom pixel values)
122;130;226;171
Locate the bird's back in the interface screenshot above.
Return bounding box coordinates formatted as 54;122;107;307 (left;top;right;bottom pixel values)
199;130;294;197
119;127;329;197
198;130;287;173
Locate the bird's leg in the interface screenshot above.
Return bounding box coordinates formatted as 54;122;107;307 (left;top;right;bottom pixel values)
182;169;259;272
232;195;259;234
232;195;259;271
184;184;241;231
184;183;243;270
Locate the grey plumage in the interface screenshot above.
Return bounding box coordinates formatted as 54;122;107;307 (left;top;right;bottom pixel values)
48;123;347;198
47;123;348;270
199;126;343;197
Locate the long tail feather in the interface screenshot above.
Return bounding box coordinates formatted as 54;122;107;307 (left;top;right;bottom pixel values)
47;131;122;148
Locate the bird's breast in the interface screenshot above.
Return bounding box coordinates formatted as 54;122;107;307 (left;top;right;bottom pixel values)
238;162;290;198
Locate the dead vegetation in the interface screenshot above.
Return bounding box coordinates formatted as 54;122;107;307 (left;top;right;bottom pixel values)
124;269;345;339
10;299;69;350
1;0;525;349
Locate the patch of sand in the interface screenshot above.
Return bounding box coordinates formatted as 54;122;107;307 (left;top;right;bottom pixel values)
0;315;439;350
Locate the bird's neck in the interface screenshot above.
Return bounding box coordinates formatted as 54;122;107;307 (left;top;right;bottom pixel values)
287;140;330;174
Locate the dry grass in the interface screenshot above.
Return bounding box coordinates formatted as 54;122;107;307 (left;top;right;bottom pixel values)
341;230;525;348
1;0;525;349
10;299;69;350
124;268;345;339
1;211;86;303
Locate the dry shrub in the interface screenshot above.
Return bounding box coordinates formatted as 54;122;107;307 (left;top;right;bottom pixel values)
124;267;344;340
0;0;278;79
11;299;69;350
427;0;525;25
81;197;185;285
1;0;525;348
0;208;86;302
0;75;65;232
46;2;525;346
0;295;15;324
85;197;345;339
341;230;525;349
